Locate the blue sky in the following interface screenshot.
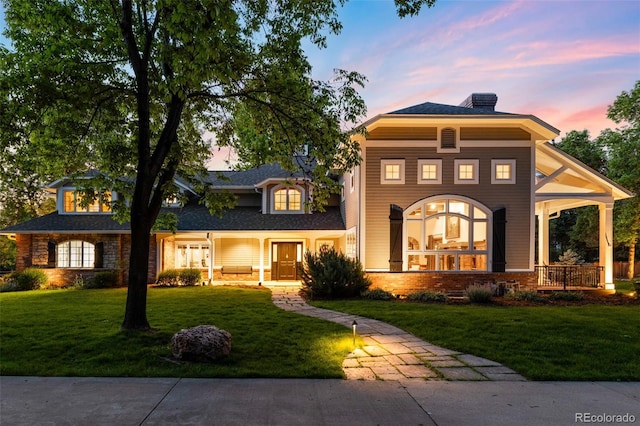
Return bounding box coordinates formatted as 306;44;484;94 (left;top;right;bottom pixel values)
2;0;639;140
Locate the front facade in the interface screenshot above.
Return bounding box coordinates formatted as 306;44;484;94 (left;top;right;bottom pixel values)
3;93;633;292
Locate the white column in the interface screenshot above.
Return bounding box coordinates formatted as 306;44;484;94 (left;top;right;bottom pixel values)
537;204;550;267
206;233;213;284
259;237;265;283
599;203;615;289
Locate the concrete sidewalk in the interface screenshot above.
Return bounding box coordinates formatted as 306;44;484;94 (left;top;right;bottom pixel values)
1;376;638;425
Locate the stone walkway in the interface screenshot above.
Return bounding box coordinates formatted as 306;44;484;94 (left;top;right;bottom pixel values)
269;286;526;382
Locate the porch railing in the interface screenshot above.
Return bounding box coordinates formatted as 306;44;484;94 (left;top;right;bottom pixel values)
535;265;603;289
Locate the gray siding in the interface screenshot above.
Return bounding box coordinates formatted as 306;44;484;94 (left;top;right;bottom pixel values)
364;144;532;270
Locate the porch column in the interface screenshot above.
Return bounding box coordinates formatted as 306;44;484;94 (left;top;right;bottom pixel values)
599;203;614;289
259;237;265;283
537;204;550;266
206;233;213;284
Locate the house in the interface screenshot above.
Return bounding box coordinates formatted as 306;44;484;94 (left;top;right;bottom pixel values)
2;93;633;293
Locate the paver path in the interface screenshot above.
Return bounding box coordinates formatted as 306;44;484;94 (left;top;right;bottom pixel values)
269;285;526;382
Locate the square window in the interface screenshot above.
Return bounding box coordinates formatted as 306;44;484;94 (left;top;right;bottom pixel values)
492;160;516;184
417;159;442;184
454;160;479;184
381;160;405;184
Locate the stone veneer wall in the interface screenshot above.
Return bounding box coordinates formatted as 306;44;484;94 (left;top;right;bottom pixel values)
14;233;156;287
366;271;537;296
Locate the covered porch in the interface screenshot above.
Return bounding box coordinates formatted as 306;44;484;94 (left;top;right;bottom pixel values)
535;142;633;290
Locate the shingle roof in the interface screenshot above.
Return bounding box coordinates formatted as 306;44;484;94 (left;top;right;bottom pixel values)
175;205;344;231
388;101;512;116
1;205;345;233
207;162;311;187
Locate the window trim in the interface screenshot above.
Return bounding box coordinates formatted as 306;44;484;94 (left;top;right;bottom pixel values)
270;184;305;214
56;240;96;268
417;159;442;184
454;159;479;184
491;159;516;184
381;159;405;185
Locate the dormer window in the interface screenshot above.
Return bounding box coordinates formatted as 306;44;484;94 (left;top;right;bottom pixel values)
272;185;303;212
63;190;112;213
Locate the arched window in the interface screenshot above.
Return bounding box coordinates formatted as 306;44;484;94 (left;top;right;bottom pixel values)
272;185;303;212
57;240;95;268
405;196;490;271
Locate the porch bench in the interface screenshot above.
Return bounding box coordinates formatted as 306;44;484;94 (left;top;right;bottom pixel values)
221;266;253;275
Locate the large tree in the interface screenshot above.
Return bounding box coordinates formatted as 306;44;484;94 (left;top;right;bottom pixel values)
600;80;640;278
1;0;436;330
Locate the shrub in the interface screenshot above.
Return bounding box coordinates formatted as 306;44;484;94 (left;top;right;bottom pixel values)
548;291;584;301
464;284;493;304
406;291;448;303
86;271;120;289
156;269;202;286
1;268;49;292
156;269;180;287
300;245;371;299
361;288;394;300
504;290;546;303
179;268;202;286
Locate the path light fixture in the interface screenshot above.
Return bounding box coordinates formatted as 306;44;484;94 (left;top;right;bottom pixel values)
352;320;358;346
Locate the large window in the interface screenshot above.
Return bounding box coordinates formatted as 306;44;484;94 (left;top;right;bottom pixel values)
405;197;490;271
57;240;95;268
63;190;112;213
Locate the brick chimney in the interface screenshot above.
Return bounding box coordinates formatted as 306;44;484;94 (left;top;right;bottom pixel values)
459;93;498;111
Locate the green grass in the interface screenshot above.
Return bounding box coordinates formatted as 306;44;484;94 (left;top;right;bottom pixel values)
0;286;353;378
311;299;640;381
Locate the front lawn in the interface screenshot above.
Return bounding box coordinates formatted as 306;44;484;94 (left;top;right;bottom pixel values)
311;298;639;381
0;286;353;378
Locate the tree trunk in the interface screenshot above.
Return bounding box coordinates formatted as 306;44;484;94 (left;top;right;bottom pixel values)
628;237;637;279
121;215;152;330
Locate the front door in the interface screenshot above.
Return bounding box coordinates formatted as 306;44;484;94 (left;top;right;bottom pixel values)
276;242;298;280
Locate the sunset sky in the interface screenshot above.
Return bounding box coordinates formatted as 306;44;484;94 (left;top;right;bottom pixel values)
1;0;639;167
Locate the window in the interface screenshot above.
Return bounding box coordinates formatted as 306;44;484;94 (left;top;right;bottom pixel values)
381;159;405;184
63;190;112;213
417;160;442;184
272;185;303;212
492;159;516;184
346;229;357;259
454;160;479;184
405;197;490;271
57;240;95;268
176;243;210;268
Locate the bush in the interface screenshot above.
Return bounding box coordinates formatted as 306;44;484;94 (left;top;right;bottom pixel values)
361;288;394;300
156;269;202;287
504;290;546;303
548;291;584;301
464;284;494;304
406;291;448;303
156;269;180;287
179;268;202;286
300;245;371;299
0;268;48;292
86;271;120;289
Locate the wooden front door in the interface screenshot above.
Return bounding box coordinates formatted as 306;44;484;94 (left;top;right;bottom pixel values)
276;243;298;280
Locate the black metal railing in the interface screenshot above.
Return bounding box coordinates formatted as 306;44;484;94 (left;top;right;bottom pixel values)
535;265;603;289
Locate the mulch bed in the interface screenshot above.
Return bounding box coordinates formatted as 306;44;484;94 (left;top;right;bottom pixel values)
491;292;640;307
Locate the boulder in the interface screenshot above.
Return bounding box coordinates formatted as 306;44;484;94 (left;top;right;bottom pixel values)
171;325;232;362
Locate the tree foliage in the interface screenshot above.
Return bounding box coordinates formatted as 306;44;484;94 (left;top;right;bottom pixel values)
601;81;640;278
1;0;437;329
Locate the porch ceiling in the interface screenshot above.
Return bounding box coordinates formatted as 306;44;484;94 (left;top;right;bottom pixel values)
535;142;634;215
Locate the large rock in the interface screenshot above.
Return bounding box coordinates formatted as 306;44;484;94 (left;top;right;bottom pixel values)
171;325;232;362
